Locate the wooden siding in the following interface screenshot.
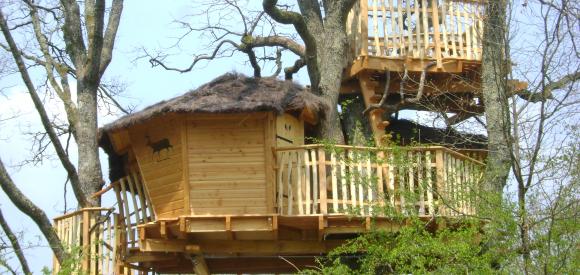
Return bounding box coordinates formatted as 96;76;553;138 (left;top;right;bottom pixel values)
187;114;269;215
129;115;184;219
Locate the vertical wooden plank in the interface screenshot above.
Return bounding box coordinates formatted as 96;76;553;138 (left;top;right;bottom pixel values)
126;175;141;226
404;0;413;56
471;3;479;60
421;0;429;57
440;0;449;57
366;154;373;215
449;2;457;57
357;152;365;215
408;151;415;214
372;0;381;55
331;152;339;213
340;151;348;211
426;151;434;215
82;210;90;273
397;0;405;55
435;150;445;215
89;213;96;275
464;3;472;59
360;0;369;56
388;0;397;56
477;4;484;60
414;0;422;57
381;0;389;56
297;151;304;215
311;149;319;213
348;150;357;210
398;160;406;213
387;152;395;207
277;151;286;214
417;152;425;215
304;150;311;214
104;217;111;275
455;3;464;57
377;152;385;208
431;0;442;67
286;151;294;215
132;173;148;222
318;148;328;215
119;178;134;247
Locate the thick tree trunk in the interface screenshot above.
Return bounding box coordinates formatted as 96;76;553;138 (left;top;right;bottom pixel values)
340;94;373;145
76;83;103;207
313;25;349;144
481;0;511;193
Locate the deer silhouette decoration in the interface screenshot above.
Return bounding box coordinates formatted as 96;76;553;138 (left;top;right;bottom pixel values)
145;135;173;161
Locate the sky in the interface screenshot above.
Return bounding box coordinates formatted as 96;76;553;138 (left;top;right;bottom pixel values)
0;1;310;272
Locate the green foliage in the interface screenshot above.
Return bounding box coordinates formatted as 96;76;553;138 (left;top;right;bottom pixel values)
307;218;502;274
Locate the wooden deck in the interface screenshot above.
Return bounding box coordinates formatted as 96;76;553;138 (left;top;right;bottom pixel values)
53;145;485;274
346;0;484;72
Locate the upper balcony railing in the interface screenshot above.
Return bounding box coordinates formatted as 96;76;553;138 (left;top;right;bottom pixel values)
346;0;485;68
276;145;485;217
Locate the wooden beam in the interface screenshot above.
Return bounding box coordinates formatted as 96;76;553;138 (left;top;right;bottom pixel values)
140;239;343;254
191;254;210;275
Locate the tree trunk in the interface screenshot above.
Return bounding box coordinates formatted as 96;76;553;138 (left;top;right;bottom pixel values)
481;0;511;193
340;94;373;145
313;24;349;144
76;83;103;207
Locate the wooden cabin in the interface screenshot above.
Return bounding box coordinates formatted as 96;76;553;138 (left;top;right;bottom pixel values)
49;1;509;274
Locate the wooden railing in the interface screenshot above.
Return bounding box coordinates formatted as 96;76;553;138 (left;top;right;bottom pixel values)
112;172;155;254
346;0;485;67
275;145;484;217
52;172;155;274
53;208;118;274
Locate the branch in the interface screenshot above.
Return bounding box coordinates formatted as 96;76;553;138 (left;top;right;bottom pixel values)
0;158;69;264
251;35;305;57
0;208;31;275
284;58;305;80
99;0;123;76
0;7;85;206
149;39;240;73
513;72;580;103
59;0;86;66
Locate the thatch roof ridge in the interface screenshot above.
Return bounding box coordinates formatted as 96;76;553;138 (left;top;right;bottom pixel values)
101;73;328;133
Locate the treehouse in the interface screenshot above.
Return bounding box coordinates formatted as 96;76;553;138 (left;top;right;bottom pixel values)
50;1;503;274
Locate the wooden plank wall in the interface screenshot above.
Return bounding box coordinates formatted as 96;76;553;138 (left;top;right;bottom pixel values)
276;113;304;147
187;114;269;215
129;115;185;219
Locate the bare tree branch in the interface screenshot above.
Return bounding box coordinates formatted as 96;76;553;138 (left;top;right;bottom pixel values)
0;208;31;275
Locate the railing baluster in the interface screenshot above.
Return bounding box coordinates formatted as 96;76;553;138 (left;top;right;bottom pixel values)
421;0;429;57
318;148;328;215
408;151;415;214
340;151;348;211
426;151;434;215
286;151;294;215
413;0;421;57
331;151;339;213
349;150;357;211
310;149;319;213
277;152;286;214
297;151;304;215
417;151;425;215
372;0;380;55
304;150;311;214
366;154;373;215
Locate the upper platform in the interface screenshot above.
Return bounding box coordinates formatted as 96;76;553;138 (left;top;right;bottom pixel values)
345;0;484;76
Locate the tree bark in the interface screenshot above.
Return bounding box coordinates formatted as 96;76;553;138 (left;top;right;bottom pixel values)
481;0;512;193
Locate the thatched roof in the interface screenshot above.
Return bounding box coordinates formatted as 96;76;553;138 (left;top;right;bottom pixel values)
101;73;328;133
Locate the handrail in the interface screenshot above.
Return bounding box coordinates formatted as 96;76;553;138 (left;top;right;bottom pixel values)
276;144;486;166
53;207;114;221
